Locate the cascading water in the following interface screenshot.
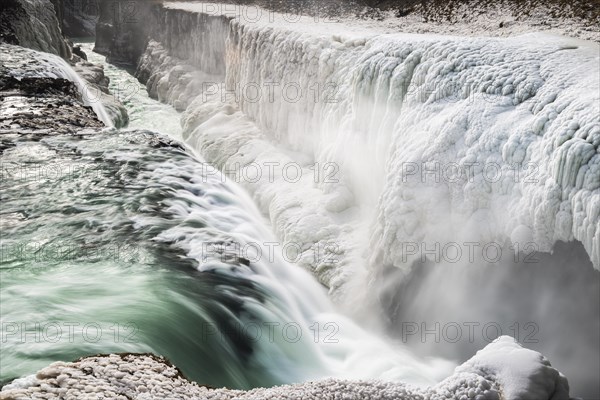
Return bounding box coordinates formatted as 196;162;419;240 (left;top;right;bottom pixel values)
1;2;598;398
77;41;182;138
10;50;115;127
0;46;455;391
134;3;599;397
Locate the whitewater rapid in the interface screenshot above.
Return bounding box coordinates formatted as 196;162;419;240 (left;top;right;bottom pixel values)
78;41;183;138
1;43;456;390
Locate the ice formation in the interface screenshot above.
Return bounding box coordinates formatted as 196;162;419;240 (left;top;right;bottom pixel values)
129;5;598;394
137;3;599;297
0;337;569;400
2;1;597;397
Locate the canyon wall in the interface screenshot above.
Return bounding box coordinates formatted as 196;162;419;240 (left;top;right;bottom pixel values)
127;2;599;282
0;0;71;58
94;0;160;64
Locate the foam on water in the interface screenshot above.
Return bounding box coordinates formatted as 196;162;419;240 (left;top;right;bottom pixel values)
78;41;183;138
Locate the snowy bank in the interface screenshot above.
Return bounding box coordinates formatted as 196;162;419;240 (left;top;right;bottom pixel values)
0;337;569;400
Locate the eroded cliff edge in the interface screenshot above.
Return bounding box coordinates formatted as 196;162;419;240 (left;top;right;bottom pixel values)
0;47;104;140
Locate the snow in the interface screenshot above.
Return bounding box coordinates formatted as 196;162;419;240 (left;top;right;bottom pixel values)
0;337;569;399
456;337;570;400
127;3;600;314
124;3;598;397
155;4;600;291
162;1;599;42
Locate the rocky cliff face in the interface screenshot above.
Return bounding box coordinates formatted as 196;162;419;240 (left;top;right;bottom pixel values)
0;0;129;133
49;0;99;37
0;43;103;135
0;0;71;58
94;0;160;64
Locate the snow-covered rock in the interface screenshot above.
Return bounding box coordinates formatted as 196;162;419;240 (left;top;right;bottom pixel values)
0;337;570;400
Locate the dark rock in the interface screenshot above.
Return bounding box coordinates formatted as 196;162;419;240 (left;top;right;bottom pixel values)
72;45;87;60
0;0;71;59
0;43;103;135
94;0;160;65
63;0;99;37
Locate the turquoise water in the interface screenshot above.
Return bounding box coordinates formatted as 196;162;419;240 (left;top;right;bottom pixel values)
0;129;330;388
1;44;455;391
0;46;333;388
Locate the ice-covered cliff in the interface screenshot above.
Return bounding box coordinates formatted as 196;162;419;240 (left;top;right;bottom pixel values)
130;4;599;396
137;3;599;290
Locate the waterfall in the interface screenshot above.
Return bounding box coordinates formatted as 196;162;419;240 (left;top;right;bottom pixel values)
16;51;114;127
2;1;597;399
135;3;598;396
222;28;599;273
0;2;600;399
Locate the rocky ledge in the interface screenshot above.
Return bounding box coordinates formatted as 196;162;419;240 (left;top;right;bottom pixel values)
0;44;104;135
1;0;128;128
71;57;129;128
0;337;570;400
0;76;103;135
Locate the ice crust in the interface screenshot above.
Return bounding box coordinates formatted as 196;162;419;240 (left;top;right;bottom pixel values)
0;337;569;400
136;3;600;295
